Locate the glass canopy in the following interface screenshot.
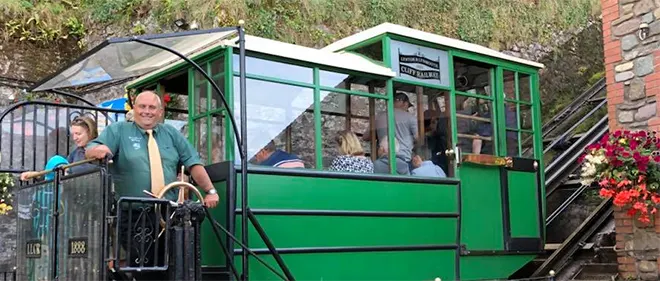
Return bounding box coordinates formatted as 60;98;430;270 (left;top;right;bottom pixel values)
29;28;238;92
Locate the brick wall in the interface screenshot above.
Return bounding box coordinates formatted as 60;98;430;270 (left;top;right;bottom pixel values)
602;0;660;279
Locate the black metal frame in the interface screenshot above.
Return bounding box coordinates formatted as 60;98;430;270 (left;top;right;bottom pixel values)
113;197;173;272
0;100;127;174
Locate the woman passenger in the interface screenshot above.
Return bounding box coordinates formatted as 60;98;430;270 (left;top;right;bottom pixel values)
328;131;374;173
20;116;99;181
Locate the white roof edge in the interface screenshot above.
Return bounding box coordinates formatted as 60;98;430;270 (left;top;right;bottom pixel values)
322;22;545;69
222;35;396;77
126;35;232;88
127;34;395;89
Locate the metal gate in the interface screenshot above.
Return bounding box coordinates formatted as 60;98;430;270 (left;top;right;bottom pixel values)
15;166;111;281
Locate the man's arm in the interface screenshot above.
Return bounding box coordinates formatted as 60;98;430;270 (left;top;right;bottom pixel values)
169;126;219;208
189;164;213;193
86;123;120;159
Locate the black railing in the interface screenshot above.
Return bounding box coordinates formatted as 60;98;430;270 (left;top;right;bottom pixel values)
0;268;16;281
114;198;173;272
0;101;127;174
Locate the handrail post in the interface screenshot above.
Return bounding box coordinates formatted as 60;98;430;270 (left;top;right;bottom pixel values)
246;209;295;281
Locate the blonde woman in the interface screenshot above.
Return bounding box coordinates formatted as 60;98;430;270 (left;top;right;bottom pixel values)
328;131;374;173
20;116;99;181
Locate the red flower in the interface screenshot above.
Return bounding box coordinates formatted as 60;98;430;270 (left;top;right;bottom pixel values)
652;195;660;204
630;139;639;150
599;188;615;198
163;94;172;103
613;191;633;206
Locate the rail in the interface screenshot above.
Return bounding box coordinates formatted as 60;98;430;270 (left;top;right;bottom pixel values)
545;115;608;198
531;199;612;277
540;78;605;141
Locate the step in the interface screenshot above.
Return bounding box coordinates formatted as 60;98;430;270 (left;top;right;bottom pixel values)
572;263;618;280
544;242;594;251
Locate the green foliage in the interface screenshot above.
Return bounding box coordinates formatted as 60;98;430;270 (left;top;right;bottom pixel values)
0;0;85;46
2;0;601;50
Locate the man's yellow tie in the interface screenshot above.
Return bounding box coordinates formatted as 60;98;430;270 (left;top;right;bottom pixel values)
146;129;165;195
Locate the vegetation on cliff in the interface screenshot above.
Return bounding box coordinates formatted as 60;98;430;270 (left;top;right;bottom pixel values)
2;0;599;49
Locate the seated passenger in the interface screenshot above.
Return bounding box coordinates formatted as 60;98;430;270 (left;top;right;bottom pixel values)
411;148;447;178
254;140;305;168
373;137;410;175
328;131;374;173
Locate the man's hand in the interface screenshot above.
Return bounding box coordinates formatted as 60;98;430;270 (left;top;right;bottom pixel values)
204;193;219;208
86;145;111;160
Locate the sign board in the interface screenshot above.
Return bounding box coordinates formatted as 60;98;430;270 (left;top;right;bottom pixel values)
68;237;88;258
389;40;450;87
25;239;42;258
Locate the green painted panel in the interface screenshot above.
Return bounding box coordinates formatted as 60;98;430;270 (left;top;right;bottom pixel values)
234;215;457;249
201;181;228;266
460;255;535;280
507;171;540;237
235;250;457;281
236;173;459;213
459;164;504;250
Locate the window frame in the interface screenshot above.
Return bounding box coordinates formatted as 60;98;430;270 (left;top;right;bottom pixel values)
496;67;538;159
188;53;227;165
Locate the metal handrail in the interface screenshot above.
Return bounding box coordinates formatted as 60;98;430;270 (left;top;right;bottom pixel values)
541;78;606;139
545;116;608;195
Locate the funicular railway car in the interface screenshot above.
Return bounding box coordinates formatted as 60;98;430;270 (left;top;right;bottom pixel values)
2;22;550;281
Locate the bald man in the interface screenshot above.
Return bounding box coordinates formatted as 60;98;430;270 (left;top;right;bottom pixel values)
86;91;217;280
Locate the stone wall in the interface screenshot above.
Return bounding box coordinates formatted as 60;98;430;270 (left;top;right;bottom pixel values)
614;207;660;280
603;0;660;131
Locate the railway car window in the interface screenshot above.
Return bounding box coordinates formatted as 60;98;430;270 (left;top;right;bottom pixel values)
234;77;315;169
320;91;390;173
318;69;392;173
455;58;491;97
503;70;535;158
453;58;496;156
189;55;226;165
392;82;453;177
455;95;496;155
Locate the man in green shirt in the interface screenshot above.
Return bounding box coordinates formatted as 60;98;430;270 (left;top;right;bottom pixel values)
86;91;218;280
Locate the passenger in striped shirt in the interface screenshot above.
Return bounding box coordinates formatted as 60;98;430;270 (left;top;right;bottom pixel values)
254;140;305;168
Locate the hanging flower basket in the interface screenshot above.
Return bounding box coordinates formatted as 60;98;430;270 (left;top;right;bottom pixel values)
0;173;15;215
579;130;660;224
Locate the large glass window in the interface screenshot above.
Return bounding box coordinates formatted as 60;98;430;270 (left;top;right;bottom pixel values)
233;78;315;168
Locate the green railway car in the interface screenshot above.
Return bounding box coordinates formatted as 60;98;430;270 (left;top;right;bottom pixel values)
22;22;547;281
